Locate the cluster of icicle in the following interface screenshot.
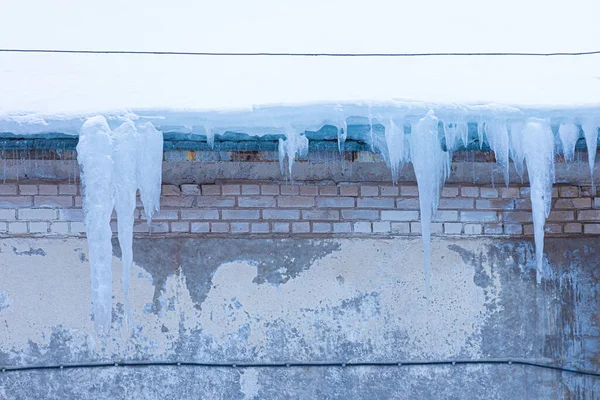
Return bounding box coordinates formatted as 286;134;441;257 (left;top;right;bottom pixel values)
279;110;598;292
77;116;163;335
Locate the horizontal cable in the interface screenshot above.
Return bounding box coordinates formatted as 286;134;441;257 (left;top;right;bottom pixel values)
0;49;600;57
2;359;599;377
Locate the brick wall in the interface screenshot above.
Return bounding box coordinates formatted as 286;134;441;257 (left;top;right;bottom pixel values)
1;181;599;237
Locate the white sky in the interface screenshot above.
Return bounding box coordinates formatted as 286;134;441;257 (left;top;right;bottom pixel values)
1;0;599;53
0;1;599;115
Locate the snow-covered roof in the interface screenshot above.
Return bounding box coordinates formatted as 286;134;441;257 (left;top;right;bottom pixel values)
1;0;599;135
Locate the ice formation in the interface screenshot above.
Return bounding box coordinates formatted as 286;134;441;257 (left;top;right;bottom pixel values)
484;121;510;186
78;116;163;334
383;119;406;184
558;123;580;163
76;117;115;335
582;121;598;190
521;120;555;283
410;110;450;296
278;128;309;178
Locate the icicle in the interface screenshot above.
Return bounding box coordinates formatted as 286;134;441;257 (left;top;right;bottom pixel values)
485;121;510;186
410;110;450;297
458;122;469;149
206;127;215;149
582;121;598;190
509;121;526;180
337;117;347;153
558;122;580;163
444;123;460;153
112;121;139;326
136;122;163;224
278;128;309;178
477;121;485;149
77;116;114;335
522;119;555;284
383;119;405;184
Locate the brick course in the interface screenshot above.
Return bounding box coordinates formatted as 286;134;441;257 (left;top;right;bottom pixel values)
2;181;599;237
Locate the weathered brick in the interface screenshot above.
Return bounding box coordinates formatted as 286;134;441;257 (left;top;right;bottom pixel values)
280;185;299;196
500;187;520;198
143;210;178;220
50;222;69;235
372;221;391;233
222;210;260;220
74;196;82;207
222;184;241;195
29;222;49;233
547;211;575;222
353;222;371;233
519;187;530;198
8;222;27;234
444;223;462;234
461;187;479;197
554;198;591;209
272;222;290;233
302;210;339;221
19;184;38;195
58;184;78;195
241;184;260;195
0;184;17;195
595;198;600;209
357;198;395;209
299;185;318;196
545;224;562;234
181;209;219;220
70;222;87;234
312;222;331;233
523;224;533;236
333;222;352;233
438;198;474;209
391;222;410;234
316;197;354;208
480;188;499;198
319;185;338;196
191;222;210;233
463;224;482;234
502;211;532;223
251;222;271;233
211;222;229;233
396;198;420;210
433;210;458;222
504;224;523;235
380;186;399;196
292;222;310;233
578;210;600;221
476;199;514;210
0;222;6;233
584;224;600;234
564;222;582;234
514;199;532;210
261;185;279;195
400;185;419;197
18;209;57;220
360;185;379;197
0;196;33;208
201;185;221;195
162;184;181;196
381;210;419;221
149;222;169;233
230;222;250;233
58;209;84;221
238;196;276;208
0;209;16;221
460;211;497;222
181;184;201;195
339;185;359;197
559;186;579;197
278;196;314;208
170;222;190;233
262;209;300;220
341;210;379;220
161;196;195;207
38;184;58;195
484;223;503;235
441;187;459;197
195;197;234;208
34;196;73;208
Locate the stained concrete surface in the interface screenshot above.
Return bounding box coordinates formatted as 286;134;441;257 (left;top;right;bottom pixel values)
0;236;599;399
